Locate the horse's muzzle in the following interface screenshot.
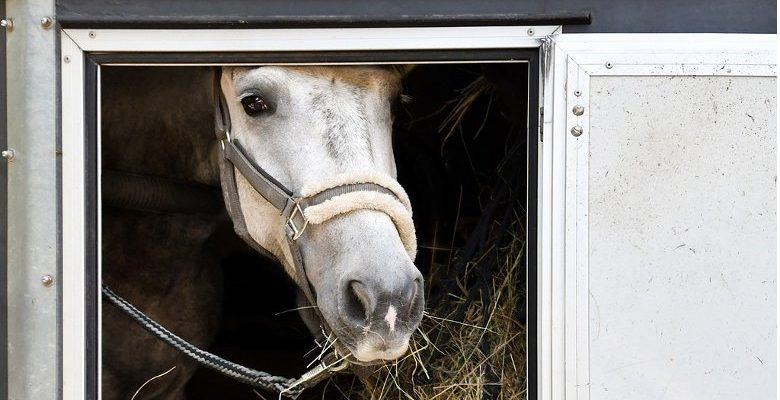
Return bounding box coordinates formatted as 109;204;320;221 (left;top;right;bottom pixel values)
336;262;424;362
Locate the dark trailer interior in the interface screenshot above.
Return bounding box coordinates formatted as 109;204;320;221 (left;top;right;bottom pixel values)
99;56;536;399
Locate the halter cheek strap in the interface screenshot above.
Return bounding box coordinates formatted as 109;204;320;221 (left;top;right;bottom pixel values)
213;70;417;339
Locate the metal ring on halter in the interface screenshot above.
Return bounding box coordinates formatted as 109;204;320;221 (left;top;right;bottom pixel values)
286;200;309;240
284;353;350;393
219;130;232;150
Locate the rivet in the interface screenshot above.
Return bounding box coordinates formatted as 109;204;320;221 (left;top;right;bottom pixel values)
1;149;14;161
88;31;96;38
64;55;71;63
572;105;585;116
41;275;54;287
527;28;535;36
570;125;583;137
40;16;53;29
0;18;13;32
605;61;614;69
574;89;582;97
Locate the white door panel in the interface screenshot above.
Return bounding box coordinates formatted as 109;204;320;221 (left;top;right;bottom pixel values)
538;34;776;400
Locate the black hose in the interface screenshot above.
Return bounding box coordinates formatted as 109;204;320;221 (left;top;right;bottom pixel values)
102;170;222;214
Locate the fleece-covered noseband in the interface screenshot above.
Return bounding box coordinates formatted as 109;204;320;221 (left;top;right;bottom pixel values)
299;171;416;258
214;70;417;335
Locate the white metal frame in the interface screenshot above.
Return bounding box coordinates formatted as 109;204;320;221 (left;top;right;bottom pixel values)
61;32;87;400
64;26;559;53
539;33;776;400
59;25;559;400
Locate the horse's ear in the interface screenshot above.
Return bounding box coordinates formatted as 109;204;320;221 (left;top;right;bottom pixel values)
391;65;416;80
213;67;231;140
376;65;416;80
215;66;232;83
213;67;224;98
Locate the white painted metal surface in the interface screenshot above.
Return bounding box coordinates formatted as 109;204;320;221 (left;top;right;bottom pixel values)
540;34;777;400
589;74;776;400
61;33;87;400
64;25;560;53
539;35;569;400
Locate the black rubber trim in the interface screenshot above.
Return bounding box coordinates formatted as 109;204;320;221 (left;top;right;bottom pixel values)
57;12;591;29
84;55;99;400
55;0;777;33
89;49;538;65
526;50;540;400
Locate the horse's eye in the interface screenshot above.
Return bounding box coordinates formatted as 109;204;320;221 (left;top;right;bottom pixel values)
240;95;269;115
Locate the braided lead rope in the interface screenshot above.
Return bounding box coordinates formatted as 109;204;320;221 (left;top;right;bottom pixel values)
102;285;306;399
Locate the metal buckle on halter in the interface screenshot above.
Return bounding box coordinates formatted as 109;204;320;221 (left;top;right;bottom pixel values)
219;129;232;150
287;200;309;240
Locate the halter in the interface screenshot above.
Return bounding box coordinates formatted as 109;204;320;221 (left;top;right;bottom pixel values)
99;69;419;400
213;69;417;361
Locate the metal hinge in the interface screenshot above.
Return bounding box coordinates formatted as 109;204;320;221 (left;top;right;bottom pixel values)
540;35;553;96
538;34;555;144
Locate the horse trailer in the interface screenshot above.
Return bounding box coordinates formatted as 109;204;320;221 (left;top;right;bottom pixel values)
2;0;776;399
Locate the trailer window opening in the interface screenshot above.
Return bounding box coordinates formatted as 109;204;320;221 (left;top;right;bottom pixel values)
88;49;540;400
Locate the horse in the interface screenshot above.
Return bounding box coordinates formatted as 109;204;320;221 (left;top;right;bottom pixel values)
101;65;424;399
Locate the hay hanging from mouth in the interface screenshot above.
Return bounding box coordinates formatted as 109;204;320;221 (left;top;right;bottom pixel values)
327;158;527;399
339;209;527;400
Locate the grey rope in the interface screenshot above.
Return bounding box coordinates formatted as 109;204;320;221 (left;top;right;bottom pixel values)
102;285;305;399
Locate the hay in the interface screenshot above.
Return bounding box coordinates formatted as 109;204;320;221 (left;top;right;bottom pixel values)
131;366;177;400
326;207;527;400
438;75;494;151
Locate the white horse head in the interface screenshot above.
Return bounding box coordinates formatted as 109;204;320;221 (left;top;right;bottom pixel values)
218;66;424;363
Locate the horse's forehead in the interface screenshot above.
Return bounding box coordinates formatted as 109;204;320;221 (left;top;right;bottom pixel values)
232;66;399;95
293;66;398;90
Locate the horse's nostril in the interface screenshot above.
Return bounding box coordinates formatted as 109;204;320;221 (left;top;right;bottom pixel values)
339;273;423;330
346;280;372;322
411;276;423;303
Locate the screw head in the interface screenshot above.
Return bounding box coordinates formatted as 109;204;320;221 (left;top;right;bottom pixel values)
40;16;53;29
572;105;585;116
63;55;71;63
527;28;535;36
1;149;14;161
605;61;614;69
0;18;13;31
88;31;96;38
570;125;584;137
574;89;582;97
41;275;54;287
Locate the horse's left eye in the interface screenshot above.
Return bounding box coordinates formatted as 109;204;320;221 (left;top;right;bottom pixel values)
240;95;269;115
